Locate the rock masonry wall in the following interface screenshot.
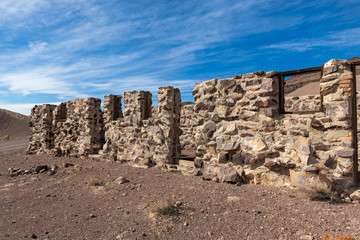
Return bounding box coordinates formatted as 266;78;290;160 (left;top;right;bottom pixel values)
99;87;181;167
180;103;196;150
27;87;181;168
27;98;103;156
178;95;322;151
285;95;321;112
192;59;356;192
27;59;358;192
27;104;57;154
53;98;103;156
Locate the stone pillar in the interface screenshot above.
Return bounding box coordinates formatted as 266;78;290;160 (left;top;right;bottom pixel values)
157;86;182;164
320;59;355;189
123;91;152;125
26;104;56;154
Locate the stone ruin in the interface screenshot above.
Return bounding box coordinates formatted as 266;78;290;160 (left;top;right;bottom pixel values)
27;86;181;168
101;87;181;167
27;98;103;156
27;59;360;193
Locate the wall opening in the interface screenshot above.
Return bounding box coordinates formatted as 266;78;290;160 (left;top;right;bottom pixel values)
143;92;152;120
179;102;196;162
113;96;123;120
57;103;67;122
279;66;323;114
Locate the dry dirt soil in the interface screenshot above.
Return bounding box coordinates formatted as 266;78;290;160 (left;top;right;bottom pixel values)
1;147;360;240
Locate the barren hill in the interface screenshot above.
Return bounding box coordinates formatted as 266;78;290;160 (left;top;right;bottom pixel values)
0;108;30;138
0;109;30;150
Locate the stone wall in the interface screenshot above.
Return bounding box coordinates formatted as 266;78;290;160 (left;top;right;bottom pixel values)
26;59;358;192
101;87;181;167
53;98;103;156
192;59;356;192
285;95;321;112
178;95;323;152
27;98;103;156
180;103;196;150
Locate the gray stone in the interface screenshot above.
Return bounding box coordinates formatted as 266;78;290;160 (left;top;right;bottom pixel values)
323;65;338;75
336;150;353;158
204;122;216;132
219;79;235;90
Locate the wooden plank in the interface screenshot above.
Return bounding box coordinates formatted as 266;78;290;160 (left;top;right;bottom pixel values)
279;66;323;76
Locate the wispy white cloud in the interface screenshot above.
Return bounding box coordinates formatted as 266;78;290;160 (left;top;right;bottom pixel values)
264;27;360;52
0;71;81;96
28;41;48;53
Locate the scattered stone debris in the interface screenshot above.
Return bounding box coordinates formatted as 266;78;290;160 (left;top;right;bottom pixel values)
7;164;58;177
34;165;48;173
350;189;360;201
114;176;129;184
64;163;74;168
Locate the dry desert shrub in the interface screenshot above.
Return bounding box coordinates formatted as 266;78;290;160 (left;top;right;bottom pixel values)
149;198;179;217
322;233;356;240
1;135;14;141
89;179;106;187
299;182;340;202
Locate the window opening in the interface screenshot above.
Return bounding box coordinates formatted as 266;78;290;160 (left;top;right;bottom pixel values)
279;66;323;114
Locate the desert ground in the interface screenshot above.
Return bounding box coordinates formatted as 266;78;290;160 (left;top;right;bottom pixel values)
2;61;360;240
1;145;360;240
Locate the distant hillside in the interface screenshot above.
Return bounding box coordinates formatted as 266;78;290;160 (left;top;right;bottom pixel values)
0;108;30;138
285;57;360;97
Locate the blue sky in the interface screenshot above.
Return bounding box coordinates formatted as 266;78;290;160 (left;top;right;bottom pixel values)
0;0;360;115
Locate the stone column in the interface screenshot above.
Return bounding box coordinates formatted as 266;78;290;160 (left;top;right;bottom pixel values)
320;59;355;189
156;86;182;164
26;104;56;154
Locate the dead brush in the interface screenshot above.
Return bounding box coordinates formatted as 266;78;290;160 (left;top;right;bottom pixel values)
1;135;14;141
149;198;180;217
322;234;356;240
299;182;340;202
89;179;106;187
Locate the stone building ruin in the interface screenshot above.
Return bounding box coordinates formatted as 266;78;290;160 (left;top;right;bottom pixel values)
27;59;360;193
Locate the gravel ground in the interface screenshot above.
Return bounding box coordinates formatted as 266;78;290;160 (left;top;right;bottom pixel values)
1;148;360;240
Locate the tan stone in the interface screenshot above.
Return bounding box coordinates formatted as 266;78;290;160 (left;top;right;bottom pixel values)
343;75;353;80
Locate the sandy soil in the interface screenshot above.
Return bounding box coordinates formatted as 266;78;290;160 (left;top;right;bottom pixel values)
1;148;360;240
0;136;29;151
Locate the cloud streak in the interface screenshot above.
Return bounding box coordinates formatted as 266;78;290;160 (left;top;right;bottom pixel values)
264;28;360;52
